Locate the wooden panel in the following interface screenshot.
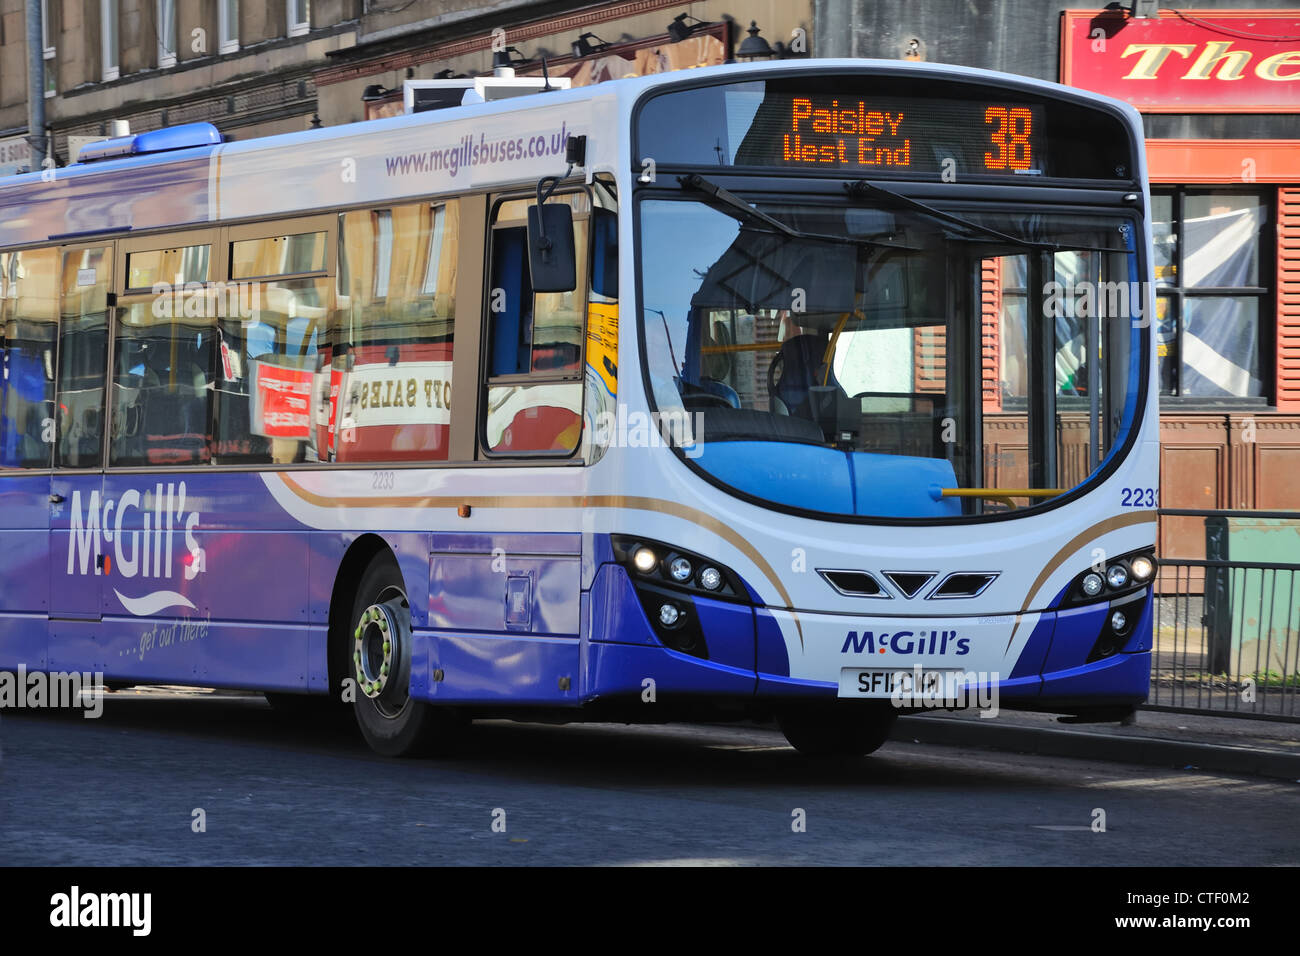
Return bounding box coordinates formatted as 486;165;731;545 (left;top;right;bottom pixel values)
1257;441;1300;510
982;413;1027;488
1278;187;1300;412
1158;415;1230;570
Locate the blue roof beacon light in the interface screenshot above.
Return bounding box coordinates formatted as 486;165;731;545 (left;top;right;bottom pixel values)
75;122;223;163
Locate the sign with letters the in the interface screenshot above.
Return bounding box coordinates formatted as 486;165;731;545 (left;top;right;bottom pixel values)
1061;9;1300;112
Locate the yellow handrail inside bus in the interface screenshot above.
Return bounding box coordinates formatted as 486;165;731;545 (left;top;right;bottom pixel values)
822;311;853;385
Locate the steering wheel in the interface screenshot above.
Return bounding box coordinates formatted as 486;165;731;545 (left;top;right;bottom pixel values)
767;349;785;399
682;391;734;409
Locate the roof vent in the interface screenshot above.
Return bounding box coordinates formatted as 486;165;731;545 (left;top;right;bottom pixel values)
76;122;221;163
403;77;571;114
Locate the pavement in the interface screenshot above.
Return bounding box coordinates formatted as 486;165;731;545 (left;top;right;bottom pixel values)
894;706;1300;782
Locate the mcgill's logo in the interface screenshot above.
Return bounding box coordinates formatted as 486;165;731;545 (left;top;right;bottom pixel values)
841;629;970;656
66;482;205;616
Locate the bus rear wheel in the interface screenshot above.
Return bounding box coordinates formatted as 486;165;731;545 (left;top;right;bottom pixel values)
777;703;897;758
348;553;463;757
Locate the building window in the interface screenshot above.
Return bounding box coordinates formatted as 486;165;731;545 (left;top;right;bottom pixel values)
41;0;55;56
101;0;119;82
219;0;239;55
157;0;177;68
41;0;55;97
1152;189;1271;402
288;0;310;38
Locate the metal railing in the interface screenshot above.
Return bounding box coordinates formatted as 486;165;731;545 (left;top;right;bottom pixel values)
1148;510;1300;720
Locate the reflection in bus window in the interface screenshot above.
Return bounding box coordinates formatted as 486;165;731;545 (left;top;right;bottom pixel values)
110;301;215;467
0;249;57;469
334;201;457;462
231;231;326;279
57;247;111;468
127;243;210;289
213;277;331;465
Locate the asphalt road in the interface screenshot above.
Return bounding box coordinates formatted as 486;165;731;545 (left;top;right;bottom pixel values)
2;692;1297;866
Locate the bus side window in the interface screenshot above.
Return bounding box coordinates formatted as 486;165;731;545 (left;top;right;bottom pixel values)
332;201;457;463
109;303;215;467
483;193;588;456
56;246;112;468
0;249;57;469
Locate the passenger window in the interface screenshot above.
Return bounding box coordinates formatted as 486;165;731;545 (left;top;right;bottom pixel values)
484;193;588;455
126;243;210;290
212;276;332;464
110;297;215;467
231;231;327;280
332;201;458;462
56;247;112;468
0;249;57;469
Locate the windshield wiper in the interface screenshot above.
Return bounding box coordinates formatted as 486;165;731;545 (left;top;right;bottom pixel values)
678;174;917;250
843;179;1126;255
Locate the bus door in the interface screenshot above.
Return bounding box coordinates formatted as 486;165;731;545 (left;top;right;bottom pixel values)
425;191;593;703
49;243;112;632
0;248;58;669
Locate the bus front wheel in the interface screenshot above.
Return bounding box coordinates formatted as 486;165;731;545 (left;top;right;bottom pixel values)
349;553;464;757
777;703;897;758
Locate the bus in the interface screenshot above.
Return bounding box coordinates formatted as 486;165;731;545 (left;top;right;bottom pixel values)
0;58;1158;758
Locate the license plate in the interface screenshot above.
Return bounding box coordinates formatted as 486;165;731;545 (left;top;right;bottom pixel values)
838;667;963;698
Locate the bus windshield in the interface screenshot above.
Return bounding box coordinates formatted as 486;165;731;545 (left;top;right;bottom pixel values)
638;195;1145;520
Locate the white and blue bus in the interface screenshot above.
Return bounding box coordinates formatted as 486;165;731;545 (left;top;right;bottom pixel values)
0;59;1158;757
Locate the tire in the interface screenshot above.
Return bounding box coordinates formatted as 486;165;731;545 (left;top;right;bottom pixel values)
347;552;465;757
777;702;897;758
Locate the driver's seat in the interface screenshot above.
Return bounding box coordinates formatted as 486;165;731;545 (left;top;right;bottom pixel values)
770;333;837;414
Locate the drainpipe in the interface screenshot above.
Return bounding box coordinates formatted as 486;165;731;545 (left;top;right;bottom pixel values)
26;0;47;170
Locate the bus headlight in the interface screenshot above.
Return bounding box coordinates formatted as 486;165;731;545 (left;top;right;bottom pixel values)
1129;555;1155;582
1067;549;1155;607
612;535;743;601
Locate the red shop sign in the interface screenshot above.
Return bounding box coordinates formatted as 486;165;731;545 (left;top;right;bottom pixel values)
1061;9;1300;112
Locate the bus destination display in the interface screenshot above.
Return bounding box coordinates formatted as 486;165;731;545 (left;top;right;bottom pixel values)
637;78;1134;181
780;97;1035;172
738;93;1044;176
